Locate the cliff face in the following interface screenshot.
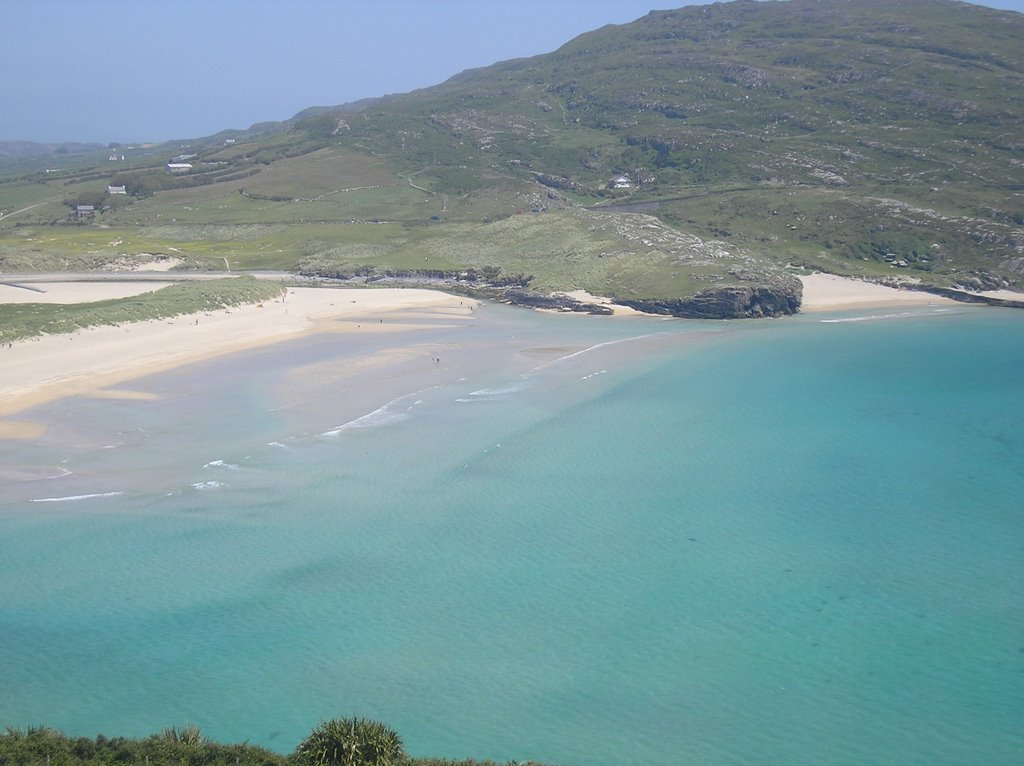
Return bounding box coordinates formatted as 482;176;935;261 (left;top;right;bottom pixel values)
619;281;803;319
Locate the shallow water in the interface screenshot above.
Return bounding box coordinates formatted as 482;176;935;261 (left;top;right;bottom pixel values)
1;303;1022;765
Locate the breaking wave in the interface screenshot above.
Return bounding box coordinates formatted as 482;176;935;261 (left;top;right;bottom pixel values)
30;491;126;503
191;480;227;491
456;381;528;402
321;394;420;436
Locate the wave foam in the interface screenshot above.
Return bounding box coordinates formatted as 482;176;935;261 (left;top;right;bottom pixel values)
30;491;125;503
456;381;528;402
191;480;226;491
321;396;416;436
531;333;666;372
820;311;919;323
820;307;958;324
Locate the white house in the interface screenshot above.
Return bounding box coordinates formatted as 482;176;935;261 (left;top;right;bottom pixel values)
610;175;632;189
107;185;127;195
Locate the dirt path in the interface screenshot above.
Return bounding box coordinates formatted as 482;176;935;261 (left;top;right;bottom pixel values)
1;195;63;220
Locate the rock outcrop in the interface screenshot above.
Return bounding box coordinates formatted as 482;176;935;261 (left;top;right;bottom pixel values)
501;289;613;315
300;270;802;319
907;284;1024;309
618;283;802;319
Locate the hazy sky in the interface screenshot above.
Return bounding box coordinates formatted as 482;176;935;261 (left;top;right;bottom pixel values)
4;0;1023;144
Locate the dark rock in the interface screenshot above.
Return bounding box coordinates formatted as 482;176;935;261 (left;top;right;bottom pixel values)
297;268;802;319
502;289;613;315
905;283;1024;309
618;283;801;319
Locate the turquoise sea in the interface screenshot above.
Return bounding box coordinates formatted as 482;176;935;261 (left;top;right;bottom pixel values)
1;302;1022;765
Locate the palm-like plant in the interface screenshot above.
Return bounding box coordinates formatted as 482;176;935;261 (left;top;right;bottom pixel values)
160;724;207;747
295;718;405;766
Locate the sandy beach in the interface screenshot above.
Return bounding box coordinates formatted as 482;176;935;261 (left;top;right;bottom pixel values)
797;273;959;312
0;280;476;435
562;289;649;316
0;271;989;439
0;281;174;304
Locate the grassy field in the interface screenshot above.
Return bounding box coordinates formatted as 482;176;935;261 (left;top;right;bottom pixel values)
296;207;789;299
105;184;435;227
0;179;64;214
241;148;398;196
0;221;440;273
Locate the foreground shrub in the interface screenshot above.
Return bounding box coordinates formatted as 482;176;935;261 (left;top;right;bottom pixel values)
0;725;286;766
0;722;547;766
294;718;405;766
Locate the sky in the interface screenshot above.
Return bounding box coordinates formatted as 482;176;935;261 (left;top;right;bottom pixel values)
4;0;1024;145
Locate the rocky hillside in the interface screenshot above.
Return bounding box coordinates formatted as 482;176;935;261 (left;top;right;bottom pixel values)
325;0;1023;290
1;0;1021;316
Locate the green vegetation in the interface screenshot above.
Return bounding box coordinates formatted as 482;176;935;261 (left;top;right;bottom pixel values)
1;0;1022;310
294;719;405;766
0;276;286;344
0;721;545;766
295;207;792;300
0;725;283;766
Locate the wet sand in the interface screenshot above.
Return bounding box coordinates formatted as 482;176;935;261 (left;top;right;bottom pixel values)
0;282;476;434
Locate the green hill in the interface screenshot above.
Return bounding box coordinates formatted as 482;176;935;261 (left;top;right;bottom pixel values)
2;0;1022;316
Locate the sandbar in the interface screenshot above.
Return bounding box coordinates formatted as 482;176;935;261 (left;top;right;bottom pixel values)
0;281;476;432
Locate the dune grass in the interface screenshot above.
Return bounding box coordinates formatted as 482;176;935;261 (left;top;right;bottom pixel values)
0;275;286;344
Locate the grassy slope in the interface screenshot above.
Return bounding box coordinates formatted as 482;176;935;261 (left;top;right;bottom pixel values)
296;208;782;299
0;0;1021;299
